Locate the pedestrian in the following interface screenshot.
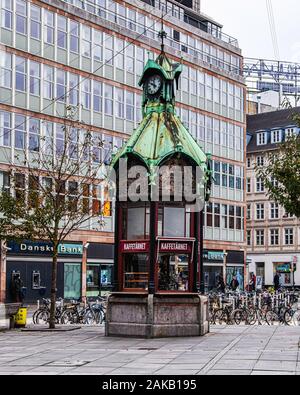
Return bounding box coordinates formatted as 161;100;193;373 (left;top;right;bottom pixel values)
216;275;225;293
249;272;256;292
274;271;280;291
230;275;239;291
11;274;23;303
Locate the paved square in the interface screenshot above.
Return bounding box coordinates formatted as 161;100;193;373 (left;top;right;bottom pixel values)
0;325;299;375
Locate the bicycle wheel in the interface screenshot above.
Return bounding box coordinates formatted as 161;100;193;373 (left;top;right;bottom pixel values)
292;311;300;326
232;309;246;325
213;309;227;325
246;308;257;326
60;310;74;325
83;309;97;325
284;309;294;325
32;309;41;325
265;311;279;326
35;310;49;325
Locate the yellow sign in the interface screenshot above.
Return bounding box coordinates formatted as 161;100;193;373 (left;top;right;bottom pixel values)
102;201;111;217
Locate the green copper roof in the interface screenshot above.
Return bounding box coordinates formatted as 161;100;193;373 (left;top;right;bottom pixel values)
111;108;209;170
111;47;212;200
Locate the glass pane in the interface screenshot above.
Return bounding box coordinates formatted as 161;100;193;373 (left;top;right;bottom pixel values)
64;263;81;300
127;207;145;240
124;254;148;290
158;254;189;291
163;207;185;237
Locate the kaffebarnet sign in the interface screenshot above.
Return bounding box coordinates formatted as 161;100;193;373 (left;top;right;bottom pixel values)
7;241;83;256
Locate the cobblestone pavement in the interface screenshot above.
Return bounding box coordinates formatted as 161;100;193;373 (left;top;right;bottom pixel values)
0;325;299;375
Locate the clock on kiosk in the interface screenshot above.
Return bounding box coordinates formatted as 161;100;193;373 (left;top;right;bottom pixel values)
146;74;162;96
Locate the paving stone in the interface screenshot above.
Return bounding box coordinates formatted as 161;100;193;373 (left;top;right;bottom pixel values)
204;370;252;375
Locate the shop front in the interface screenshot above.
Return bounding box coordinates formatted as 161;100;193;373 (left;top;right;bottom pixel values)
6;241;83;303
86;243;114;297
274;262;295;287
203;250;245;291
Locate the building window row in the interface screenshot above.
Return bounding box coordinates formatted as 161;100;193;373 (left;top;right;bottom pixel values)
256;128;299;146
0;50;143;124
57;0;242;73
0;170;112;217
0;110;125;165
205;202;244;230
248;228;296;247
246;202;292;221
212;160;244;191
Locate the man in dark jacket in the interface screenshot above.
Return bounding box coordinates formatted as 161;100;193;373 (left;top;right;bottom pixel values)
274;271;280;291
230;276;239;291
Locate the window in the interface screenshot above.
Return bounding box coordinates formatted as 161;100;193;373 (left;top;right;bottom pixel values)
236;206;242;230
126;91;134;121
0;51;12;88
213;161;221;186
42;121;53;155
256;230;265;246
229;205;235;229
102;134;112;165
126;44;134;73
271;130;282;144
285;228;294;245
221;163;228;187
29;119;40;152
82;79;91;110
30;4;41;40
285;128;296;140
270;202;279;219
257;132;267;146
104;34;113;65
16;56;27;92
1;0;13;29
247;230;251;246
70;20;79;53
44;10;54;45
57;16;67;49
228;164;235;189
56;70;66;102
0;111;11;147
104;85;113;115
16;0;27;35
29;61;40;96
43;65;54;100
206;202;213;227
0;171;10;193
92;132;103;164
136;46;145;77
221;204;228;228
116;88;124;118
56;124;65;156
270;229;279;246
247;204;251;220
256;156;264;167
214;203;220;228
15;173;25;201
82;26;92;58
93;81;103;113
256;203;264;220
69;73;79;106
15;115;26;150
256;178;264;193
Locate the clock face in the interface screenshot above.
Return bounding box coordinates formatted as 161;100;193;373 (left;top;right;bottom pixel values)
147;75;162;95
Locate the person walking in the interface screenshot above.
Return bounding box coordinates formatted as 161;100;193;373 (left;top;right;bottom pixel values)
230;275;239;291
216;275;225;293
274;271;280;291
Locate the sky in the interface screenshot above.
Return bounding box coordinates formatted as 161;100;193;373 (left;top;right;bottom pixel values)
202;0;300;62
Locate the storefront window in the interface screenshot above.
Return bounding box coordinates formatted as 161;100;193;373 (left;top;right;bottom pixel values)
123;253;148;290
158;254;189;291
64;263;81;300
226;267;244;290
204;266;223;292
87;264;113;297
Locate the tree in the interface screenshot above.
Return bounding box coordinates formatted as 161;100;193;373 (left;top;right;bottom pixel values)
0;108;112;328
256;130;300;218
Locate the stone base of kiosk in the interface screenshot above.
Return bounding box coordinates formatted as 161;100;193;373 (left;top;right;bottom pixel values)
105;293;209;338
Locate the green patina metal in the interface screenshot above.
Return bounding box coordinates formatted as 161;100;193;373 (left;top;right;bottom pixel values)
111;42;212;200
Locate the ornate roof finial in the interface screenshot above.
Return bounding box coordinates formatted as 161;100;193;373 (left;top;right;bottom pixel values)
158;12;167;53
